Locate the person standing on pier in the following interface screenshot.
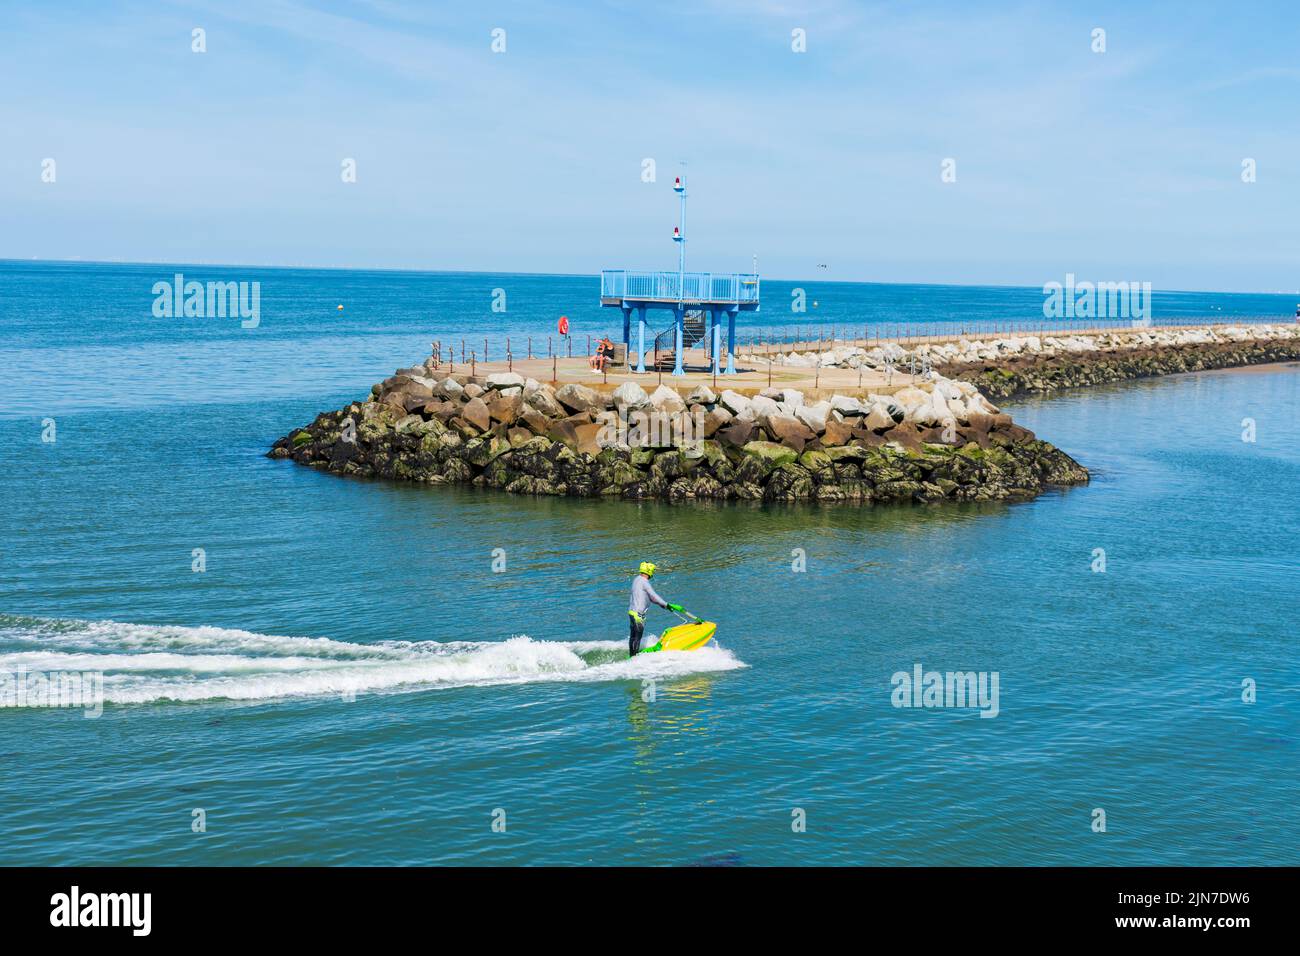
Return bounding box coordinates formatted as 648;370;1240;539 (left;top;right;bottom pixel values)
628;562;683;657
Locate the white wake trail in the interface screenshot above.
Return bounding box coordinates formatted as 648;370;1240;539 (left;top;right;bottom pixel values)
0;615;744;705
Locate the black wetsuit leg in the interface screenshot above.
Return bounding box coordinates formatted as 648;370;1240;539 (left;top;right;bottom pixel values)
629;614;644;656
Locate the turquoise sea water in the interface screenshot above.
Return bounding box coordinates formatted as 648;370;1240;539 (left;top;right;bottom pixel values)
1;262;1297;865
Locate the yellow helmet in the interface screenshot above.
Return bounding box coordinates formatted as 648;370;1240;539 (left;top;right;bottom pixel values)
638;562;656;577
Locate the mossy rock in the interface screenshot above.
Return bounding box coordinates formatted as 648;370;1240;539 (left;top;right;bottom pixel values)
742;440;798;467
797;449;832;474
651;450;695;480
599;460;645;490
873;480;924;501
825;444;869;462
505;475;559;495
699;439;728;470
733;454;773;485
292;431;313;447
763;462;814;500
442;458;474;483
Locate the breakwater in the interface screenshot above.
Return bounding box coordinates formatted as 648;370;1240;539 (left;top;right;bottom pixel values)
747;323;1300;400
951;330;1300;400
269;366;1088;504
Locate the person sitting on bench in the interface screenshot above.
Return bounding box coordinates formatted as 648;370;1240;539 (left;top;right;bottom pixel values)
589;336;615;371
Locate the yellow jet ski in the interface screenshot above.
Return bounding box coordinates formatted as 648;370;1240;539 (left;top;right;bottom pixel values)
642;610;716;653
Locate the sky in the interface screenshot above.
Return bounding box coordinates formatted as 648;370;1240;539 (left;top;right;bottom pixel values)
2;0;1298;290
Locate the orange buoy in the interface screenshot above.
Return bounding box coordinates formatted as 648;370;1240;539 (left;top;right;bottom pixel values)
558;315;570;336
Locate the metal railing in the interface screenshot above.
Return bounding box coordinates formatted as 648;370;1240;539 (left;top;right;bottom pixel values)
424;316;1293;375
601;269;760;304
731;315;1296;357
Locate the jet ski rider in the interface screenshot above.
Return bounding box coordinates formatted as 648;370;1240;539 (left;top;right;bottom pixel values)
628;562;684;657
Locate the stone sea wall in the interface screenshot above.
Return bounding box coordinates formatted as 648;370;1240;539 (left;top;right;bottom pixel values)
269;369;1088;504
749;323;1300;400
950;332;1300;400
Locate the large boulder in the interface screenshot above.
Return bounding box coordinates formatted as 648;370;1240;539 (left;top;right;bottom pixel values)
402;393;432;414
574;422;604;456
460;396;492;433
487;392;522;425
719;389;752;417
909;391;953;426
555;383;606;414
704;406;732;438
798;448;833;475
686;384;717;405
718;420;756;447
391;376;435;398
883;421;924;452
822;417;854;446
748;394;782;422
830;394;866;416
766;413;816;451
524;387;565;419
612;381;650;410
891;386;929;414
966;411;996;435
649;384;686;414
420;400;459;422
764;462;814;500
825;444;870;462
485;371;525;390
742;440;798;468
519;407;552;435
546;419;580;450
794;401;830;434
864;402;898;432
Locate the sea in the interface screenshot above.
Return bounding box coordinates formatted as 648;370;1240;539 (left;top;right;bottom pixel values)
1;260;1296;865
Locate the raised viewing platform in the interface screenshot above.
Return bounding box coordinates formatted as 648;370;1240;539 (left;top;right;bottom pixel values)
600;270;760;309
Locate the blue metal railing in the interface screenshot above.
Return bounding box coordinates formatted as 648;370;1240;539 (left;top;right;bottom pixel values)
601;269;760;304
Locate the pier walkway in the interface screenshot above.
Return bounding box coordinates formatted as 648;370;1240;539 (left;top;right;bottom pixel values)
434;318;1288;399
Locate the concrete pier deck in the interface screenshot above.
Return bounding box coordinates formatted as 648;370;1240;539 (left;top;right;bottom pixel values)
442;351;905;397
440;321;1273;399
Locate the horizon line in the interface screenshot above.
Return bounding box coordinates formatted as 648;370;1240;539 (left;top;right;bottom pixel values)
3;257;1298;299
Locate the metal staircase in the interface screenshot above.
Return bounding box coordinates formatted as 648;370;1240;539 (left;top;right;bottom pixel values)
650;311;707;370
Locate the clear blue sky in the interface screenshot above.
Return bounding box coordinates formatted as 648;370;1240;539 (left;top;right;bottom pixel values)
3;0;1297;290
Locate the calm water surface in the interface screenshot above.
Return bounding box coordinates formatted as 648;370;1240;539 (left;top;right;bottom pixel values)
2;263;1296;865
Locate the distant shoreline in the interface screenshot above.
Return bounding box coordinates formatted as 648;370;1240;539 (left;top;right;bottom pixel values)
3;258;1298;298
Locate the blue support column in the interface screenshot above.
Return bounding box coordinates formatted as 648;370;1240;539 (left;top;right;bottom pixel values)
712;321;721;375
672;307;685;376
725;310;737;374
622;307;631;349
635;307;647;373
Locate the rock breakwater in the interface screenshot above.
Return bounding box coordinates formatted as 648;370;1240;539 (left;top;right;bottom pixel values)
746;323;1300;400
269;366;1088;504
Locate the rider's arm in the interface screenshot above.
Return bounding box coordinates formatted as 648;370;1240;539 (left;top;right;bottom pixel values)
644;581;669;609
